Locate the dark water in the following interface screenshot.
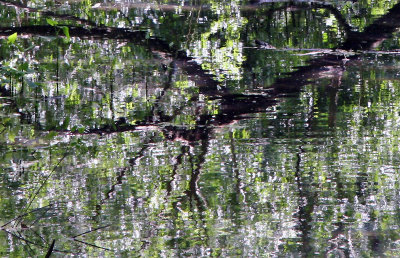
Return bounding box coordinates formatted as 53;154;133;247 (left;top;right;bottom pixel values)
1;0;400;256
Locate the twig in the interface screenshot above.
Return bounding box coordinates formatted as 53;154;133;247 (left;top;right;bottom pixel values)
1;204;52;228
2;229;72;254
16;153;68;226
72;224;111;238
73;239;111;251
15;229;36;256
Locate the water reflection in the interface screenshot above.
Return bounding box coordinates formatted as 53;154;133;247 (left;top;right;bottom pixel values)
1;0;400;256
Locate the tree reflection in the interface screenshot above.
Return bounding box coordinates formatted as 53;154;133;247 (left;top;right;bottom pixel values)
1;0;400;256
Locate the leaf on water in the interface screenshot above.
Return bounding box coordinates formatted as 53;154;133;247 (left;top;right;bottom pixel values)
8;132;15;143
46;18;58;26
62;26;70;41
7;33;17;44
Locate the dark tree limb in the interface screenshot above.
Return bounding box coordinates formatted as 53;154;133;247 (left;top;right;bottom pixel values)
341;1;400;50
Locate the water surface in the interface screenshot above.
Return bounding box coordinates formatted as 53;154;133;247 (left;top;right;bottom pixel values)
1;0;400;256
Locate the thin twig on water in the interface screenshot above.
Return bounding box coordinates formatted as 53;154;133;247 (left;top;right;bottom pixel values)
15;153;68;226
72;224;111;238
74;239;111;251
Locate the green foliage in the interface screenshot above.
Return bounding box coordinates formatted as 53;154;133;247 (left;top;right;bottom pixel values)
62;26;70;41
46;18;58;26
7;33;17;44
46;18;70;42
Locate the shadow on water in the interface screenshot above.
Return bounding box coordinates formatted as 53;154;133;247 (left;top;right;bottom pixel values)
0;0;400;256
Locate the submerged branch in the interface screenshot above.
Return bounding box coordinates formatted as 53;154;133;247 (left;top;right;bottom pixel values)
341;1;400;50
0;25;146;41
0;24;220;94
252;2;353;35
262;1;400;95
